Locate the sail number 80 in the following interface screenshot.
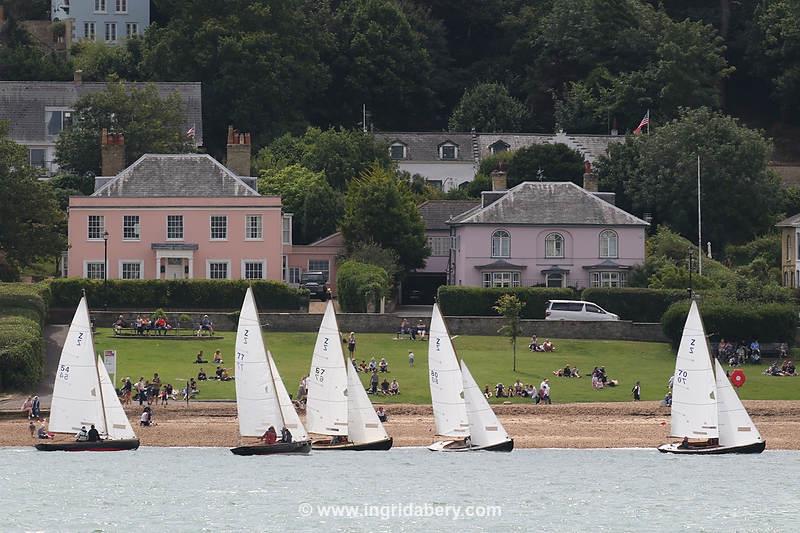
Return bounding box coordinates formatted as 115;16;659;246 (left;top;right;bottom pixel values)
430;370;439;384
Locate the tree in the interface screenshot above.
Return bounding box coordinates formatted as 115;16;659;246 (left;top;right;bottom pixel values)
0;18;72;81
55;81;194;176
340;166;429;272
345;242;401;284
46;172;95;210
71;38;146;81
506;143;585;187
448;82;528;132
596;108;781;249
493;294;525;372
0;124;66;276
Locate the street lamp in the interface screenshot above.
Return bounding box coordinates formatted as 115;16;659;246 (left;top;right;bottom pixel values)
103;231;109;283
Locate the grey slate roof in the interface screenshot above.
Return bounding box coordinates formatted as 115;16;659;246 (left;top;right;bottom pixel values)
0;81;203;145
374;132;476;162
450;182;648;227
478;132;623;163
418;200;480;231
776;214;800;227
92;154;259;197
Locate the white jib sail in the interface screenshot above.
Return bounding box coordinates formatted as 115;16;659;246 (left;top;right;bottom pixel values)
268;351;309;442
96;355;136;440
714;360;762;447
460;360;509;448
670;301;719;439
234;288;282;437
428;303;469;437
49;297;105;434
346;359;389;445
306;300;349;435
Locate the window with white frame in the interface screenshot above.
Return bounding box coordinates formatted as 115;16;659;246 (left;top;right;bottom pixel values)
428;236;450;257
121;262;142;280
599;230;618;258
545;233;564;258
491;229;510;258
88;215;105;240
105;22;117;42
126;22;138;37
389;143;407;159
167;215;183;240
289;267;301;284
84;22;96;40
489;140;509;154
246;215;263;240
208;261;229;279
210;216;227;240
308;260;330;280
243;261;265;280
590;271;627;288
123;215;140;240
45;108;73;138
95;0;106;12
86;262;105;280
116;0;127;13
440;143;458;160
482;271;520;288
282;215;292;244
546;272;564;288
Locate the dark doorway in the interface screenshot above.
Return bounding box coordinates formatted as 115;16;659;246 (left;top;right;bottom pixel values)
401;273;447;304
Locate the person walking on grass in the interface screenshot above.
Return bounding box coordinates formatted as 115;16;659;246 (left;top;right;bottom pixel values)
408;351;415;367
632;381;641;401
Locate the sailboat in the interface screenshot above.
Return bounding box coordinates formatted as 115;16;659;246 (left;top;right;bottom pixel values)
307;301;392;450
36;295;139;452
230;288;311;455
658;300;765;455
428;303;513;452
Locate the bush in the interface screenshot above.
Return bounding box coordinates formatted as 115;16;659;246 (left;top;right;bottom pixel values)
0;282;50;323
580;288;688;322
47;279;308;310
437;286;575;318
336;260;390;313
0;315;43;391
661;300;798;348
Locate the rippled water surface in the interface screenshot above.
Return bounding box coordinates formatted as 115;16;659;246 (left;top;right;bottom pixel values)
1;447;798;532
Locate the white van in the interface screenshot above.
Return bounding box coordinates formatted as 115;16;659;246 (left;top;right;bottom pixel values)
544;300;619;321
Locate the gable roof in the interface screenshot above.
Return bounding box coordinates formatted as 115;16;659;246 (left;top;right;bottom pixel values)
374;132;476;162
776;214;800;228
92;154;259;197
418;200;480;231
450;182;648;227
478;132;623;163
0;81;203;145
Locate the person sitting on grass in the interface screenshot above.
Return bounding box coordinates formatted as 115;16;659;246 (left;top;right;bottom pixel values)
368;358;377;373
525;383;536;398
783;360;797;376
389;379;399;395
514;379;524;396
376;406;387;422
215;366;224;380
213;350;224;364
379;358;389;373
542;339;555;352
483;385;493;399
416;320;427;341
358;360;368;373
195;351;208;364
220;369;231;381
495;383;506;398
113;315;127;334
197;368;207;381
380;378;390;395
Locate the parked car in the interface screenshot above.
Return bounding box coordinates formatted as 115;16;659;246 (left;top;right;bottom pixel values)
544;300;619;321
300;271;329;300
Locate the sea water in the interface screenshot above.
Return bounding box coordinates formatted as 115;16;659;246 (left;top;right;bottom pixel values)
1;447;797;532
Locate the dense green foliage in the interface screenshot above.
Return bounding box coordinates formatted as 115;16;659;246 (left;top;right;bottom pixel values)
580;288;688;323
336;260;391;313
48;279;308;310
661;300;798;348
0;283;50;390
448;82;528;132
438;286;574;318
507;143;586;187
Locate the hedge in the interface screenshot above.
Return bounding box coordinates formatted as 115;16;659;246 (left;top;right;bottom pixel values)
48;279;308;310
0;283;50;391
0;282;50;324
580;288;688;323
437;286;575;318
661;300;798;348
337;260;390;313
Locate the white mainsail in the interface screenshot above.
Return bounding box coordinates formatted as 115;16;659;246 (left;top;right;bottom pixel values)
234;288;282;437
268;350;309;442
460;360;509;448
49;297;105;434
428;303;469;437
97;355;136;440
714;360;763;447
306;301;348;435
346;359;389;445
669;301;719;439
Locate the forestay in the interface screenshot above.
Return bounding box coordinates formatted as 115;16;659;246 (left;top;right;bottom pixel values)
714;360;762;447
670;301;719;439
306;301;348;435
48;297;105;435
460;360;509;448
346;360;389;445
97;355;136;440
234;288;282;437
268;350;309;442
428;303;469;437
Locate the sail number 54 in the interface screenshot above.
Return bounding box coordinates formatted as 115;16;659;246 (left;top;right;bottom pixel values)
58;364;70;381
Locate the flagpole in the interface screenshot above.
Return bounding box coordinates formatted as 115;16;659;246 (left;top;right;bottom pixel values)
647;109;650;135
697;155;702;276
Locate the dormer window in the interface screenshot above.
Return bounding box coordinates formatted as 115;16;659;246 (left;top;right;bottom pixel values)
439;142;458;160
489;140;510;155
389;142;407;160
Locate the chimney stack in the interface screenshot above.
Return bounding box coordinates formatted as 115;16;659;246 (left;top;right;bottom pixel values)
490;169;507;191
225;125;251;177
582;160;598;192
101;128;125;176
74;69;83;85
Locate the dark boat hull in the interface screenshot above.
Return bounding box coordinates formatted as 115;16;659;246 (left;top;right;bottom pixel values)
658;440;766;455
311;437;393;451
35;439;140;452
230;440;312;456
428;438;514;452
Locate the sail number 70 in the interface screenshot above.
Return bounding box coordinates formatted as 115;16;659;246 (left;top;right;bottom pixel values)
676;369;688;385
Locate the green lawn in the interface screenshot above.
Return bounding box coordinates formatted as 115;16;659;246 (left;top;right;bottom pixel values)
91;328;800;403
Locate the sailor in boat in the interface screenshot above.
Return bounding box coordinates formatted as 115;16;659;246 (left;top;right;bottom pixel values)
87;424;102;442
280;426;293;443
261;426;278;445
75;426;89;442
678;437;690;449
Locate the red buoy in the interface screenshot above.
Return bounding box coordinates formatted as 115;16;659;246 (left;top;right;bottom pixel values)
730;369;746;388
